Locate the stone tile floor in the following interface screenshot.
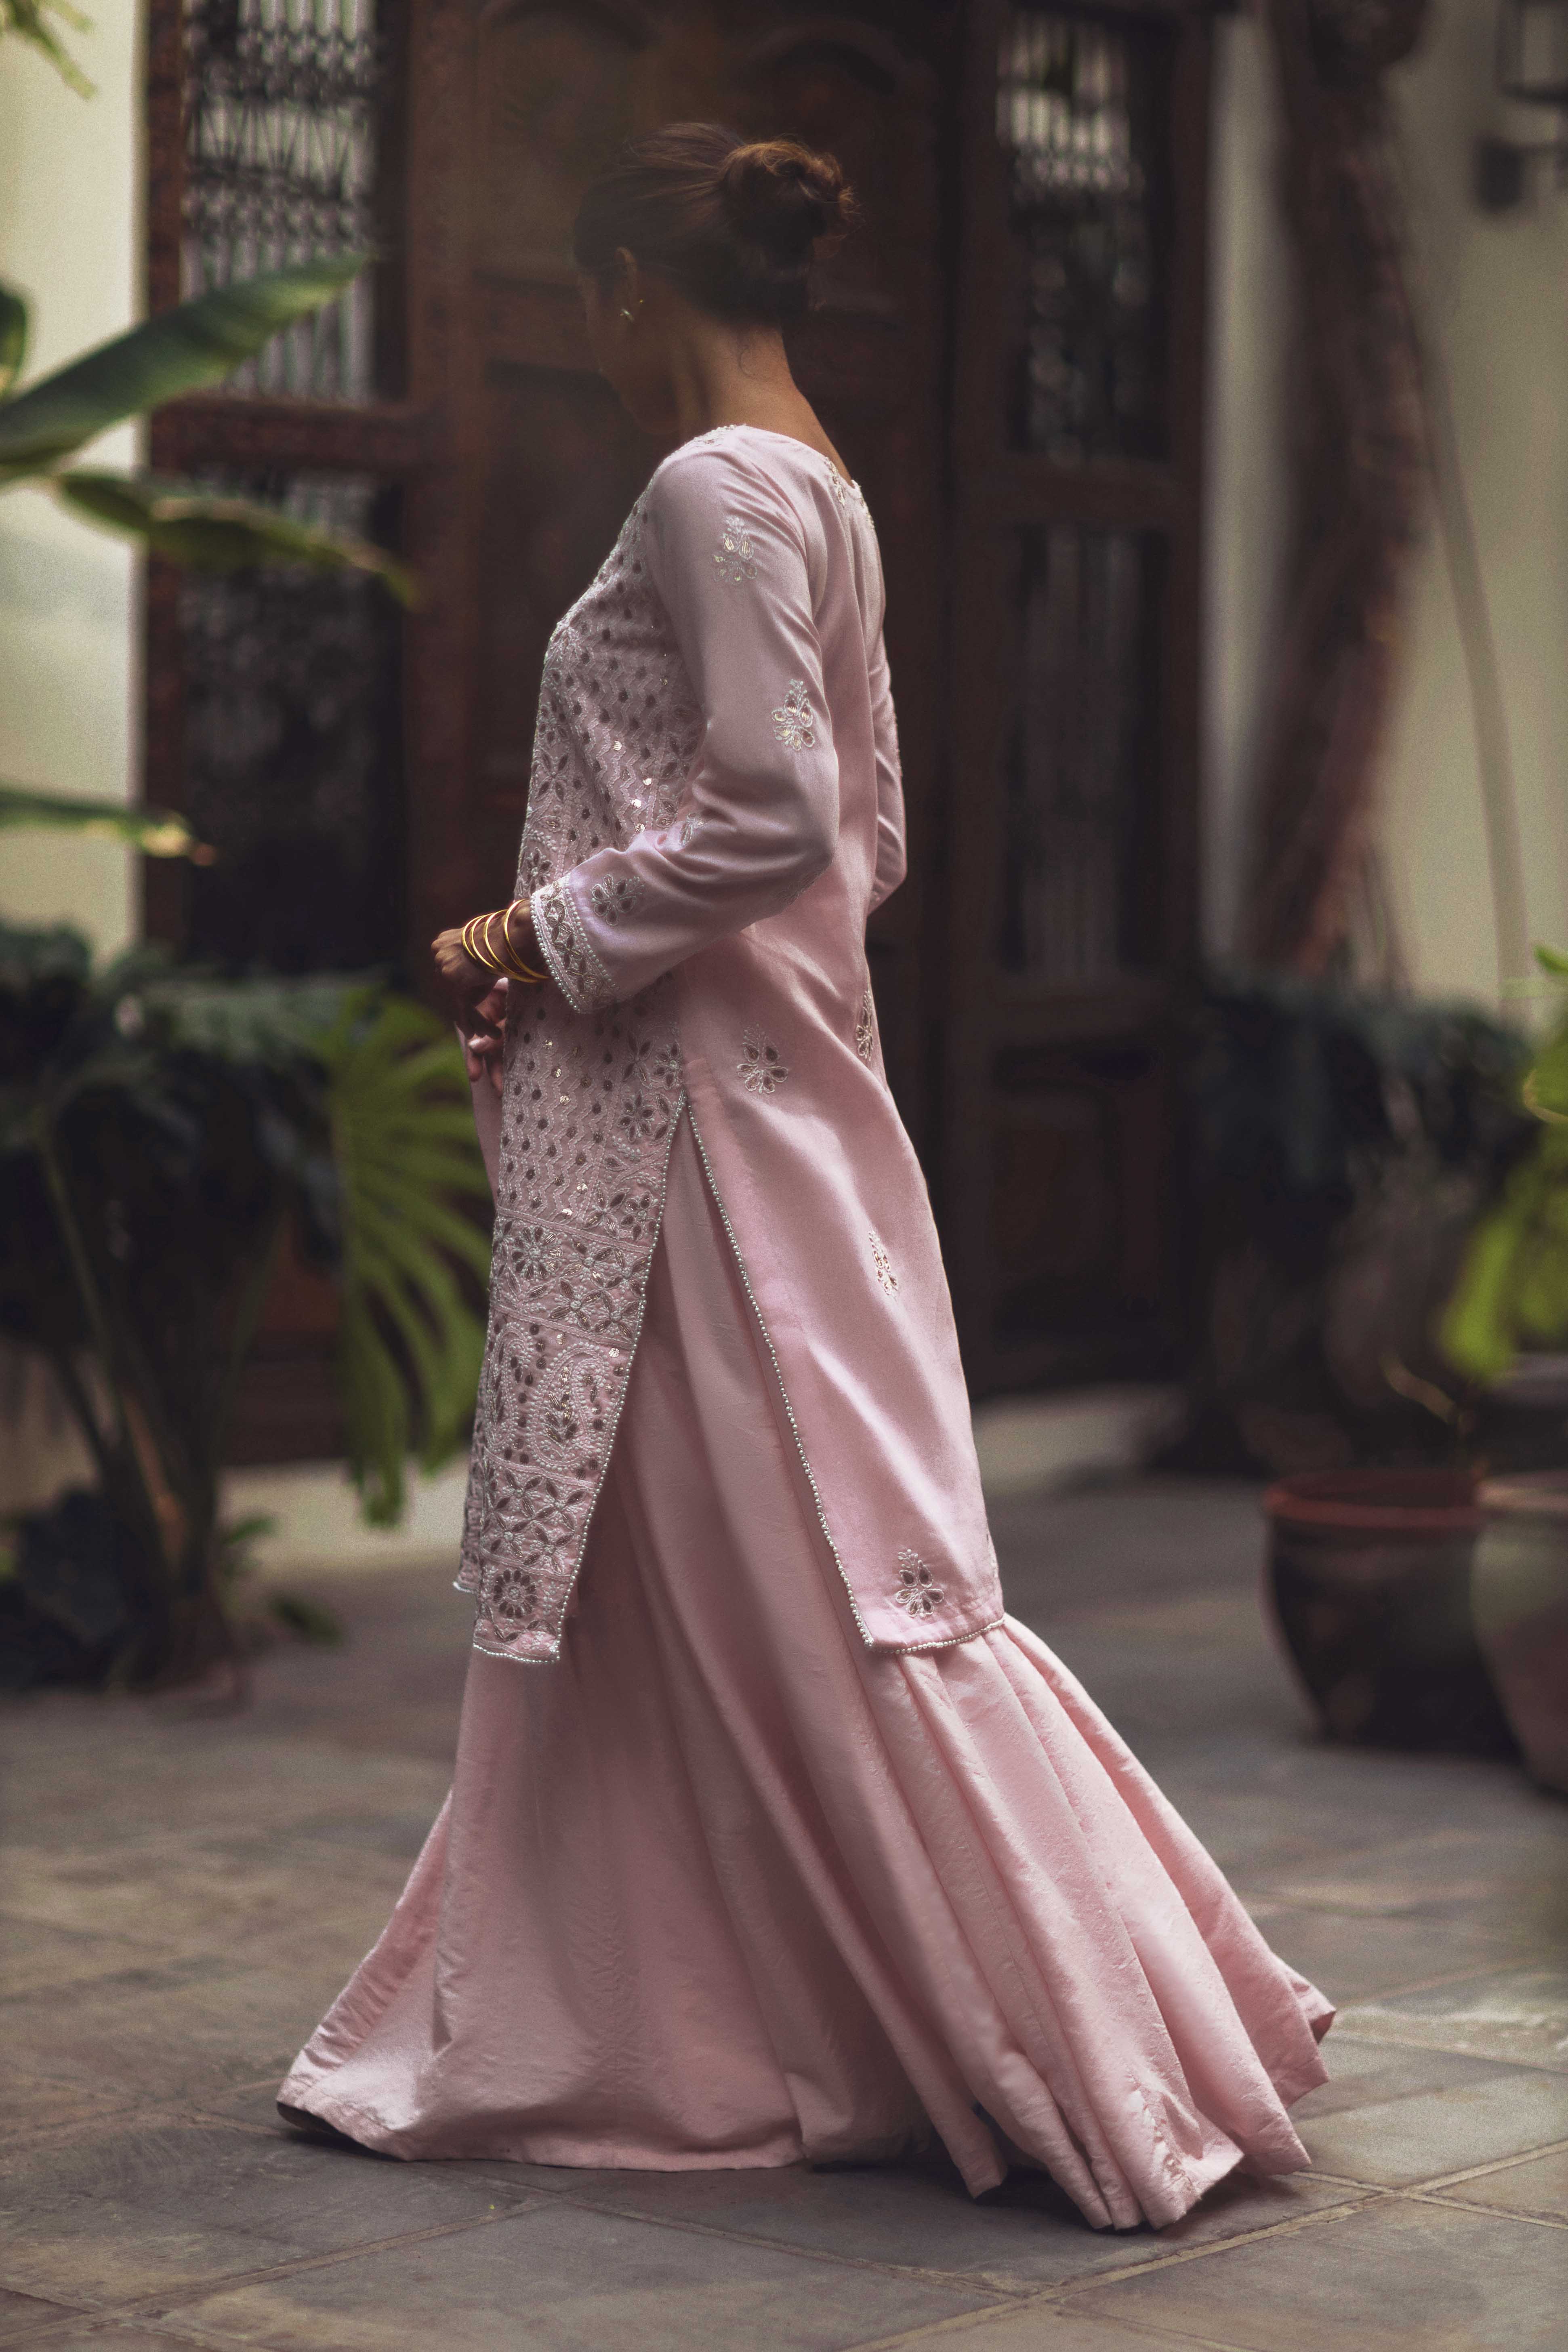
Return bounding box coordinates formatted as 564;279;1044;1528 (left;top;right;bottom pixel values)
1;1474;1564;2350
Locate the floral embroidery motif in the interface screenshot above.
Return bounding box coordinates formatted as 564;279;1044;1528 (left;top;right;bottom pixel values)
827;464;867;513
589;872;645;927
714;513;758;583
855;984;876;1065
739;1035;790;1095
482;1561;547;1634
771;679;817;752
532;879;615;1015
893;1549;945;1620
871;1233;898;1294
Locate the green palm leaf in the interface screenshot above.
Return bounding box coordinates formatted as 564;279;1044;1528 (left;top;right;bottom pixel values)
0;2;92;96
317;996;490;1526
0;254;366;478
0;280;28;399
0;778;212;861
55;472;419;604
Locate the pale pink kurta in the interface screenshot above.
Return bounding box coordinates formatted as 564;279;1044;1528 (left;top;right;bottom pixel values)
458;426;999;1663
280;427;1333;2228
281;1113;1332;2229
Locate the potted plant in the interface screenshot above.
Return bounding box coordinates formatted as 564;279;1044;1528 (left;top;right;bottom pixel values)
1183;969;1529;1477
1183;972;1533;1751
1441;946;1568;1791
1259;1467;1514;1753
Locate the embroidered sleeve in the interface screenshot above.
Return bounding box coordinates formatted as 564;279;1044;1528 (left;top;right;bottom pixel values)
531;877;615;1015
531;446;840;1009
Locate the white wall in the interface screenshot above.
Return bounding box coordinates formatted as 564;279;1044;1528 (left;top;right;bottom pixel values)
0;1;142;955
1384;0;1568;1000
1202;0;1568;1005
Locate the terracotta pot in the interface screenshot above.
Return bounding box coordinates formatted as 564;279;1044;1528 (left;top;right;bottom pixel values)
1262;1469;1516;1754
1473;1473;1568;1796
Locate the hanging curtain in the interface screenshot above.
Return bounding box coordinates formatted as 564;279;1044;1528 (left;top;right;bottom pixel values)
1241;0;1431;973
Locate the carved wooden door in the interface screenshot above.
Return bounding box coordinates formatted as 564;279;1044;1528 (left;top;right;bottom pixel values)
944;0;1212;1395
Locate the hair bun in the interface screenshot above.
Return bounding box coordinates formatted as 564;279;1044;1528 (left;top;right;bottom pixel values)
718;139;855;262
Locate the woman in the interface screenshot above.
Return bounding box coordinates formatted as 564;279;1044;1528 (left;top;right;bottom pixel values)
280;124;1331;2232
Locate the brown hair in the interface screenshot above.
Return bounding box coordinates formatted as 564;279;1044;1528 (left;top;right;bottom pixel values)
573;122;856;327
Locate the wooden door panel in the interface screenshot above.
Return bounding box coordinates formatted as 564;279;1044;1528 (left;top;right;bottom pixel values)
947;0;1210;1395
478;5;648;275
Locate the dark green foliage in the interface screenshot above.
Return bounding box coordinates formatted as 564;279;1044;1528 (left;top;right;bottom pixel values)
0;923;488;1690
1184;971;1532;1472
1196;970;1529;1263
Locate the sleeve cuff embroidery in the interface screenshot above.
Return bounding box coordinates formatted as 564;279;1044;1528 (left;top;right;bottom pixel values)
531;878;616;1015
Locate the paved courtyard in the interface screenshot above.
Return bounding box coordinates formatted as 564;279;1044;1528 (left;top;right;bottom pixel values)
2;1475;1565;2350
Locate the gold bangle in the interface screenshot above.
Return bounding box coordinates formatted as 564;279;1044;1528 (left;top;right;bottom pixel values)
499;900;549;984
462;915;500;973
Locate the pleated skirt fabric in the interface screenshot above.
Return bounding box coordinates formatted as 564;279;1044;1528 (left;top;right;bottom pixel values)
279;1115;1332;2231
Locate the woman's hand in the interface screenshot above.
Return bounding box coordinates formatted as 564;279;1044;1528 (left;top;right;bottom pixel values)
434;904;546;1098
460;980;509;1096
432;924;494;1003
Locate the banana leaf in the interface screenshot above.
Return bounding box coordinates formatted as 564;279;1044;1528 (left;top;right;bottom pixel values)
0;280;27;399
0;255;366;477
0;2;92;96
0;779;212;861
55;472;420;604
315;995;490;1525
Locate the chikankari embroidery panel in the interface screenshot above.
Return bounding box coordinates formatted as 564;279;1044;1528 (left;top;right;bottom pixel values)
459;982;685;1661
462;492;703;1662
519;501;703;900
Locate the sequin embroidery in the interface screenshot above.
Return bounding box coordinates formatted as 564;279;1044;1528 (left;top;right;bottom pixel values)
714;513;758;582
533;878;616;1015
826;463;867;513
771;679;817;752
855;984;876;1065
872;1233;898;1294
739;1035;789;1095
893;1549;945;1619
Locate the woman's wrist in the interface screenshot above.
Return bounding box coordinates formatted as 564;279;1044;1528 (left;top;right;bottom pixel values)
502;900;548;983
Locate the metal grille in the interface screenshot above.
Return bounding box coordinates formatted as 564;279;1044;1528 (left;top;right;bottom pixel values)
181;0;392;399
179;473;404;972
999;524;1162;983
997;11;1171;460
